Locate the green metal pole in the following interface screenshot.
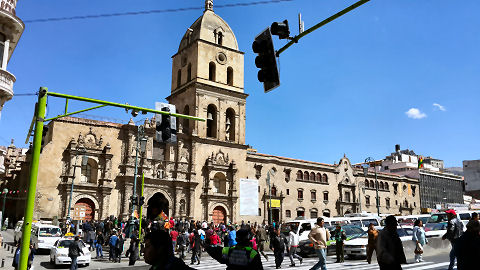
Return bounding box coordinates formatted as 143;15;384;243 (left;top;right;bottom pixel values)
276;0;371;56
19;87;47;270
138;173;144;253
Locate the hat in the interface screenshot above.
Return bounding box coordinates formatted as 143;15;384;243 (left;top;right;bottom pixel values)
445;209;457;215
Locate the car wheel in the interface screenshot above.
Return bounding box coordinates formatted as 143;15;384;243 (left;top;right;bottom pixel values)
85;263;90;267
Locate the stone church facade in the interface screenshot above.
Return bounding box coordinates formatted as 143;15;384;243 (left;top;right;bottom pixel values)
12;1;420;224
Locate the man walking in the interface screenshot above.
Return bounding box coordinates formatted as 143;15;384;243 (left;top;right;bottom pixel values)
308;217;330;270
288;225;303;266
95;231;105;258
68;236;84;270
442;209;464;270
366;223;378;264
270;228;288;269
377;215;407;270
256;225;269;261
108;231;118;262
333;224;346;263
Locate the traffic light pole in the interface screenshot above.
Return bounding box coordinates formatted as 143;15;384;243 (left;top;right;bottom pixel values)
20;87;205;270
19;87;47;270
138;173;144;253
275;0;371;56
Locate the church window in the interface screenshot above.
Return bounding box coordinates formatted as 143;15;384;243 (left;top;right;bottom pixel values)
177;69;182;88
225;108;235;141
218;31;223;45
209;62;216;81
213;172;227;194
207;104;217;138
322;173;328;183
296;170;303;180
81;158;97;184
227;67;233;86
183;105;189;134
187;63;192;81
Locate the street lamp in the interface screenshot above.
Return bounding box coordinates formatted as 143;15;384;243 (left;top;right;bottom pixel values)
2;188;7;229
266;167;276;226
67;147;87;220
364;157;380;216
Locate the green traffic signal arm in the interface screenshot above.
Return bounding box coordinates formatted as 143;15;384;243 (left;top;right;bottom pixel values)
276;0;371;56
46;91;205;121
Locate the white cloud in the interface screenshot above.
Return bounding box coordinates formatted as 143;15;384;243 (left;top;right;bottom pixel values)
433;103;446;111
405;108;427;119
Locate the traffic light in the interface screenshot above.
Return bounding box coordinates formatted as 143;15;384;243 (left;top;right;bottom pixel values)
252;28;280;93
271;20;290;39
40;125;49;153
155;102;177;143
130;195;138;206
139;196;145;206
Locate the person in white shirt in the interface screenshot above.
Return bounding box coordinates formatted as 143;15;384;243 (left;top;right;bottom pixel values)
288;225;303;267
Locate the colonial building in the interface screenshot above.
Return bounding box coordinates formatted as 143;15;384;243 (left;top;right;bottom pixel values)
0;0;24;119
11;1;420;224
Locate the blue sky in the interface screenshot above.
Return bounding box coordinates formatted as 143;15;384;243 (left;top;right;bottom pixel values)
1;0;479;167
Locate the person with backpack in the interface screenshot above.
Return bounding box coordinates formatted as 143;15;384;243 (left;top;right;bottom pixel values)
190;230;202;265
115;233;125;263
108;231;118;262
177;229;188;259
68;236;84;270
442;209;464;270
270;228;288;269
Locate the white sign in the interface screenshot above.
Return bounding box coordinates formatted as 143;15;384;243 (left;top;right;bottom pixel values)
239;178;259;216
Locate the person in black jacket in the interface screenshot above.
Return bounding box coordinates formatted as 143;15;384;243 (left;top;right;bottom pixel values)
270;228;288;269
190;230;202;265
95;231;105;258
455;220;480;270
68;236;84;270
144;230;194;270
127;231;140;266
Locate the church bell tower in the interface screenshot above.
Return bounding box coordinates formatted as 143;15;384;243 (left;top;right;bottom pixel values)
167;0;247;145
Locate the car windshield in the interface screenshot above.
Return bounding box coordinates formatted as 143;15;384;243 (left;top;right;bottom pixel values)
344;226;365;239
428;214;447;223
361;219;379;227
459;213;471;220
39;227;61;237
350;220;362;226
58;240;85;248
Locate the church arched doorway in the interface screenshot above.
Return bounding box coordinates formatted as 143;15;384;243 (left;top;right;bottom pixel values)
212;206;226;225
147;192;169;220
73;198;95;221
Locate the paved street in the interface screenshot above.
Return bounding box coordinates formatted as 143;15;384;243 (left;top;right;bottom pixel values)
0;229;456;270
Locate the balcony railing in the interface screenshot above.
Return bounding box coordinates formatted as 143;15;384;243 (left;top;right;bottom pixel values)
0;69;15;97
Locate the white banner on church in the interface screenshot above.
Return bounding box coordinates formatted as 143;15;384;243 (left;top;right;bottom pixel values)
239;178;259;216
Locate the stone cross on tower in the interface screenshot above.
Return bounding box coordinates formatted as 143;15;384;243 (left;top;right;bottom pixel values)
205;0;213;11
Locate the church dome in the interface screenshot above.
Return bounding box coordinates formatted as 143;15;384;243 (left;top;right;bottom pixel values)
178;1;239;52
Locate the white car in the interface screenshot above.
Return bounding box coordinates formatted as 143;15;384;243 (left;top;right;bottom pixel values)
49;238;91;266
31;224;62;250
13;220;23;244
344;228;413;258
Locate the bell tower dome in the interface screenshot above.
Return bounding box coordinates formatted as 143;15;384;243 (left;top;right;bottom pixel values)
167;0;247;145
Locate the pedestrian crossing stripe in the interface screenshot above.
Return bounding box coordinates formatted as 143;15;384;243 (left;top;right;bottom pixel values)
188;257;456;270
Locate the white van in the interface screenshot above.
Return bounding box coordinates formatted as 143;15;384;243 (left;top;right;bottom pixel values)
282;217;337;242
31;223;62;250
344;215;382;231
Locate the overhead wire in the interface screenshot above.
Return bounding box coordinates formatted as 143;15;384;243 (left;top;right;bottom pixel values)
23;0;294;23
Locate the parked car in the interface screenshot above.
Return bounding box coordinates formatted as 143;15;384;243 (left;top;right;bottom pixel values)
424;222;448;238
343;227;413;258
50;238;91;266
298;225;364;257
31;223;62;250
13;220;23;244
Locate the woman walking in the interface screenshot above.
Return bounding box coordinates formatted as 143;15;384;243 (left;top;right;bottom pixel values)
412;220;427;263
366;223;378;264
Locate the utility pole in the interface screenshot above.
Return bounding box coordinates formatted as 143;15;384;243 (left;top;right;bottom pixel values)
19;87;205;270
138;173;144;253
2;188;7;229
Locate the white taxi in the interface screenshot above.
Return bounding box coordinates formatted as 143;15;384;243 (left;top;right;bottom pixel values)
49;237;91;266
